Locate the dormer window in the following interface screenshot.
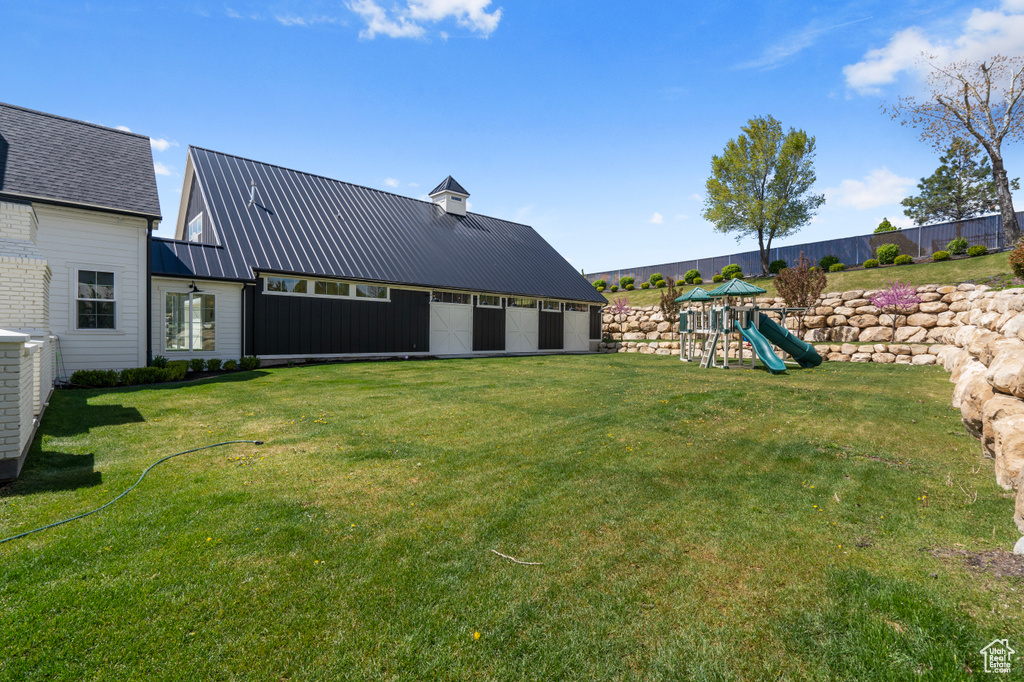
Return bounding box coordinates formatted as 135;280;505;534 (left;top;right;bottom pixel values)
188;214;203;242
451;196;462;202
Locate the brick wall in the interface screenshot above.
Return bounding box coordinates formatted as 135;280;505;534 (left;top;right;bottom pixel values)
0;330;53;481
0;201;50;331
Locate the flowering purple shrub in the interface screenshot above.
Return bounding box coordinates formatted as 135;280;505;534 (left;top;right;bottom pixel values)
609;297;631;316
870;280;922;336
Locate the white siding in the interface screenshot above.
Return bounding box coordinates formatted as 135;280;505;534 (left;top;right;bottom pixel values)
33;205;149;372
151;278;244;361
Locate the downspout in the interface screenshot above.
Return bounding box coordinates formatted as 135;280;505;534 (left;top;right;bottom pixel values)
146;219;153;366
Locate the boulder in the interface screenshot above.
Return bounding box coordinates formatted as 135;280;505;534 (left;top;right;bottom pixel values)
960;373;995;439
640;321;658;333
859;327;893;343
848;314;880;328
952;358;988;410
655;348;673;355
623;332;647;341
948;300;972;312
858;305;881;316
937;285;957;295
910;344;929;356
827;315;848;327
976;311;1002;331
906;313;938;328
833;306;856;317
940;347;969;373
918;292;942;302
878;314;907;328
831;326;860;342
895;355;913;364
889;344;911;355
1001;313;1024;340
894;326;927;343
1016;485;1024;534
828;353;851;362
926;328;952;343
871;352;896;364
981;394;1024;489
966;330;1001;362
840;343;859;355
803;329;830;343
957;283;976;291
803;315;827;329
851;352;872;362
656;321;671;333
646;331;660;340
912;354;937;365
841;290;865;301
815;306;834;316
936;311;957;327
985;349;1024;396
846;298;871;308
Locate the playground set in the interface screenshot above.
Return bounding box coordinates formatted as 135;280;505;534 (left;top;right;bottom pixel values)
675;278;822;373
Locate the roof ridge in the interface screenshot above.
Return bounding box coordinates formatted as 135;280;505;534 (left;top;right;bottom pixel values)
0;101;152;140
152;236;222;248
188;145;533;229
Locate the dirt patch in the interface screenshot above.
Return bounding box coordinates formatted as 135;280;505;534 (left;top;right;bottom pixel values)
930;547;1024;578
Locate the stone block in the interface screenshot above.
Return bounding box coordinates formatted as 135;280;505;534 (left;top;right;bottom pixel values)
859;327;893;343
912;354;936;365
872;352;896;364
906;313;938;328
894;326;927;343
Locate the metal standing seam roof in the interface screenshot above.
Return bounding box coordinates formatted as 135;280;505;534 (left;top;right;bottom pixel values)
707;278;767;297
675;287;712;302
429;175;469;196
0;102;161;219
152;146;605;303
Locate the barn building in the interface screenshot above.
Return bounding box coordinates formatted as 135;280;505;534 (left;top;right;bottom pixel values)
150;147;605;362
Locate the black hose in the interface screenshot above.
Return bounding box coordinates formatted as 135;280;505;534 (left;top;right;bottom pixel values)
1;440;264;545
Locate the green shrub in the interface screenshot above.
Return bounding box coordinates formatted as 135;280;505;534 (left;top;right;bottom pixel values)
223;359;238;371
818;255;840;270
967;245;988;257
712;274;724;283
876;243;899;264
893;254;914;266
618;276;634;288
649;272;665;286
874;217;897;233
683;269;701;284
609;285;618;292
640;282;650;289
626;284;635;290
206;358;223;372
592;279;607;290
655;279;667;288
947;237;968;255
931;250;951;262
829;263;845;272
119;366;166;386
1009;240;1024;279
768;259;787;274
596;286;605;292
730;272;743;279
162;362;188;381
692;277;703;285
862;258;879;269
809;266;821;273
69;369;119;388
189;358;206;372
151;355;168;369
721;264;742;279
239;356;261;371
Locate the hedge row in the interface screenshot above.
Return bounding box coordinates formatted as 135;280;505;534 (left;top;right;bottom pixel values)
69;356;262;389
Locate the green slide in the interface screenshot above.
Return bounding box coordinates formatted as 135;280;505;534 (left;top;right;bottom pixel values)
734;321;787;374
755;313;823;368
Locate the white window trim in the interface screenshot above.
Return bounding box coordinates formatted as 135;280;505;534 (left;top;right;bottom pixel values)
507;297;538;309
160;286;217;354
69;263;124;334
262;276;391;303
475;295;503;309
187;213;203;242
541;300;562;312
430;289;473;305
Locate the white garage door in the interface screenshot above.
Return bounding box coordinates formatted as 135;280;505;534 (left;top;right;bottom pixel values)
563;311;590;351
430;303;473;355
505;307;539;352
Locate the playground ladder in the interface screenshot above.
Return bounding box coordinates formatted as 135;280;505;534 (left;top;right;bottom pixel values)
699;332;720;369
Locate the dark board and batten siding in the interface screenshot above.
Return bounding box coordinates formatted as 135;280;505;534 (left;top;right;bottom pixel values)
539;311;564;350
473;306;505;351
590;306;603;340
252;283;429;355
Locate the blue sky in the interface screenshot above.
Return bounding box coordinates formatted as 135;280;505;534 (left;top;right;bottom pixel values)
3;1;1022;274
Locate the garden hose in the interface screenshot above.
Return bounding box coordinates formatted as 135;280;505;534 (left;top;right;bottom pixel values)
0;440;264;545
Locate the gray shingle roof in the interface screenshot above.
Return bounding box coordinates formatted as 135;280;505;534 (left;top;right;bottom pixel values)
429;175;469;196
152;147;603;303
0;102;161;218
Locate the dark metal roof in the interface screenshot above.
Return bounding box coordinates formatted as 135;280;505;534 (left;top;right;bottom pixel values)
429;175;469;196
0;102;161;218
153;147;603;303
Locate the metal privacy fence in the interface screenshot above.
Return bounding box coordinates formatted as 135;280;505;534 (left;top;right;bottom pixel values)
586;212;1023;286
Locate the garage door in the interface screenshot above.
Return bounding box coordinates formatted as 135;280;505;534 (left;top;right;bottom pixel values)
506;307;539;352
430;303;473;355
563;311;590;351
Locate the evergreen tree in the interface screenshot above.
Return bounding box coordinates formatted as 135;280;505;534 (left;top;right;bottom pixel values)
874;217;898;233
901;137;1019;225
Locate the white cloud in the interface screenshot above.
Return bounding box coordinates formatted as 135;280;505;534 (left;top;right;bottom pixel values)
150;137;178;152
844;2;1024;94
153;162;173;177
689;193;702;201
116;125;131;132
650;212;664;224
739;17;872;71
275;14;343;27
675;213;688;221
408;181;419;188
347;0;501;39
384;177;399;187
825;168;915;210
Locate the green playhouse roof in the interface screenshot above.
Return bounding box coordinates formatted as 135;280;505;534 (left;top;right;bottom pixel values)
707;278;767;297
675;287;713;302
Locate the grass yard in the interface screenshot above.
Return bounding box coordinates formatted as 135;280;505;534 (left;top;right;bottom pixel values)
2;356;1022;680
609;251;1016;307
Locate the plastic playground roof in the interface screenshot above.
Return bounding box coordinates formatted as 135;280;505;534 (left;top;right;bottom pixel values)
707;278;767;297
675;287;712;302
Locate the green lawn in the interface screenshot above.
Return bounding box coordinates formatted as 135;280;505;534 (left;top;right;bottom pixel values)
1;356;1021;680
606;251;1016;307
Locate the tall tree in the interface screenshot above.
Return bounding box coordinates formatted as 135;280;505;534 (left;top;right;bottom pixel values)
703;116;825;275
900;136;1019;225
886;55;1024;244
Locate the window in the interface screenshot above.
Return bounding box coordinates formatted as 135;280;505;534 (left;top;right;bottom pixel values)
431;291;470;304
266;277;307;294
188;214;203;242
165;292;215;352
451;196;462;202
76;270;116;329
508;297;536;308
356;284;388;299
315;280;350;297
541;300;561;311
565;302;589;312
477;294;502;308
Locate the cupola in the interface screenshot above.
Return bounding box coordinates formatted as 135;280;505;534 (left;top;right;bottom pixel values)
428;175;469;216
